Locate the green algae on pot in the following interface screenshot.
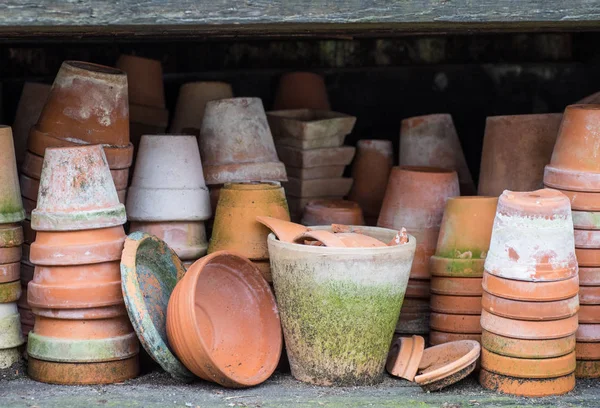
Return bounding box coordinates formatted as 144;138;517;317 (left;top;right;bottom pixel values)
268;225;416;386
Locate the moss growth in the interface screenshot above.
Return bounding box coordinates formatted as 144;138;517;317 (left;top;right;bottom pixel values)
435;247;487;260
0;198;25;223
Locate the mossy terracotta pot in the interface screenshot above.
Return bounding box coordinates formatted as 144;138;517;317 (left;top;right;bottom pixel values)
478;113;562;197
479;369;575;397
395;297;431;335
480;310;578;340
347;139;393;220
378;166;459;280
269;225;416;386
116;54;165;109
429;313;482;334
0;223;23;248
0;303;25;350
0;126;26;224
12;82;51;166
482;330;576;359
481;348;575;379
301;199;364;226
273;72;330;111
429;331;481;345
485;189;577;282
575;360;600;378
400;114;474;195
481;291;579;321
200;97;287;185
35;61;129;147
430;294;482;315
482;271;579;302
31;145;126;231
209;182;290;260
129;221;208;261
385;335;425;381
167;251;282;388
0;280;22;303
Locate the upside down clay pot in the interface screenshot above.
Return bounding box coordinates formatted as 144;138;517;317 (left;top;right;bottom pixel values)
482;330;576;359
385;335;425;381
27;356;139;385
430;295;482;315
269;226;416;386
0;303;25;352
481;348;575;378
482;272;579;302
481;291;579;321
0;126;26;223
430;277;483;297
301;199;364;226
479;370;575;397
167;251;282;388
273;72;330;111
429;313;482;334
116;54;165;109
480;310;578;340
129;221;208;261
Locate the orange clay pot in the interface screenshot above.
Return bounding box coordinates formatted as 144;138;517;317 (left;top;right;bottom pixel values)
385;335;425;381
430;277;482;297
0;246;21;264
578;305;600;323
481;291;579;321
32;304;127;320
479;369;575;397
0;223;23;248
579;267;600;286
482;272;579;302
273;72;330;111
429;331;481;345
577;324;600;342
347;140;393;219
579;286;600;304
576;342;600;360
430;295;482;315
301;199;365;226
0;262;20;283
576;247;600;267
480;309;578;340
292;230;386;248
552;188;600;211
481;348;575;379
116;54;165;109
28;356;139;385
405;279;430;299
482;330;575;359
30;226;126;266
256;216;308;243
429;313;482;334
166;251;282;388
574;228;600;249
208;183;290;260
27;261;123;309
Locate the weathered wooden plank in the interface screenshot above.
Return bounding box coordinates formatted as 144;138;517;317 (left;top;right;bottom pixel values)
1;0;600;39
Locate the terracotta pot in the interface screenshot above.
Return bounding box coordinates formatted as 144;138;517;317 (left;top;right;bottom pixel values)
572;210;600;230
485;189;577;282
414;340;481;391
0;280;21;303
256;216;308;243
576;247;600;266
269;226;415;385
480;309;578;340
170;82;233;134
482;330;575;359
579;286;600;304
273;72;330;111
283;177;353;198
554;188;600;211
11;82;52;166
0;303;25;350
577;324;600;342
544;105;600;192
578;305;600;323
0;126;26;224
347;140;393;218
30;226;125;265
429;313;481;334
126;135;211;222
430;277;482;297
385;335;425;381
574;228;600;248
116;54;165;109
429;331;481;345
400;114;474;195
482;271;579;302
405;279;430;299
430;295;482;315
167;251;281;388
276;145;356;169
576;342;600;360
579;267;600;286
0;246;21;265
479;369;575;397
0;262;20;284
301;199;364;226
396;297;430;335
0;224;23;248
32;304;126;320
286;165;345;180
482;291;579;321
129;221;207;261
209;182;289;260
31;145;126;231
430;257;485;278
478;114;562;197
200;97;286;185
481;348;575;378
575;360;600;378
36;61;129;147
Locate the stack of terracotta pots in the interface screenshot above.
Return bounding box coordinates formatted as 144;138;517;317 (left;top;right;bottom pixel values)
267;109;356;221
273;72;330;111
22;61;133;212
378;166;460;338
429;196;497;346
208;182;290;284
127;135;212;268
399;114;475;195
0;126;26;368
27;145;139;385
116;55;169;149
301;199;364;226
347;140;394;225
543;104;600;378
479;189;578;397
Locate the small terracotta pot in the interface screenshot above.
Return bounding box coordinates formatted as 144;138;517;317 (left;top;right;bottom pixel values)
576;342;600;360
301;199;364;226
429;331;481;345
283;177;353;198
575;360;600;378
167;251;282;388
579;267;600;286
430;277;482;297
479;369;575;397
12;82;51;166
116;54;165;109
170;82;233;134
481;291;579;321
273;72;330;111
200;97;287;185
36;61;129;147
482;330;575;359
385;335;425;381
256;216;308;243
578;305;600;323
209;182;290;260
579;286;600;304
577;324;600;342
480;309;578;340
32;305;126;320
0;262;20;284
576;247;600;267
482;272;579;302
0;224;23;248
347;140;393;218
481;348;575;379
396;297;431;335
485;189;577;282
129;221;207;261
429;313;481;334
0;126;26;224
430;295;482;315
400;114;475;194
479;114;562;197
572;210;600;230
31;145;126;231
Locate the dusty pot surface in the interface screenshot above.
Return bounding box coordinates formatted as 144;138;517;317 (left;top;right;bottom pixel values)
126;135;211;222
129;221;207;261
269;226;416;386
400;114;475;195
347;139;394;218
167;251;282;388
479;369;575;397
301;199;365;226
554;188;600;211
276;145;356;169
31;145;126;231
574;286;600;305
0;126;26;223
480;309;578;340
273;72;330;111
481;348;575;379
482;271;579;302
578;305;600;323
120;232;193;382
478;113;562;197
385;335;425;381
572;210;600;230
209;182;290;260
577;324;600;342
574;228;600;248
481;291;579;321
485;189;577;282
200;97;287;185
116;54;165;109
482;329;576;359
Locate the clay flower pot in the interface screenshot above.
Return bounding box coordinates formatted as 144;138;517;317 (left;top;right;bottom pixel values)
126;135;211;222
482;330;576;359
268;226;416;386
31;145;126;231
116;54;165;109
544;105;600;192
400;114;474;195
0;127;25;223
347;139;394;221
0;303;25;351
0;223;23;248
485;189;577;282
576;342;600;360
273;72;330;111
574;228;600;248
429;313;482;334
480;309;578;340
554;188;600;211
301;199;364;226
482;291;579;321
293;230;386;248
576;286;600;304
35;61;129;147
430;277;482;297
11;82;51;166
170;82;233;134
0;280;21;303
167;251;282;388
482;271;579;302
481;348;576;379
577;324;600;342
386;335;425;381
430;295;482;315
378;166;459;280
0;262;20;284
129;222;207;261
478;114;562;196
209;182;290;260
479;369;575;397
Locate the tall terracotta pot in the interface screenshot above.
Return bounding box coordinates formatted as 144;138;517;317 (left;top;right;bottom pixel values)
273;72;330;111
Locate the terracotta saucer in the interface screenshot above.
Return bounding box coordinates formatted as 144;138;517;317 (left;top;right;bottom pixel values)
552;188;600;211
385;335;425;381
0;224;24;248
482;330;575;359
0;280;22;303
575;360;600;378
482;272;579;302
481;348;575;378
430;295;482;315
405;279;430;299
577;324;600;342
429;256;485;278
479;369;575;397
481;291;579;321
256;216;308;243
429;313;482;334
572;210;600;230
576;342;600;360
430;277;482;297
576;248;600;267
575;228;600;248
0;262;20;284
579;267;600;286
480;310;578;340
578;305;600;323
579;286;600;304
28;356;140;385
